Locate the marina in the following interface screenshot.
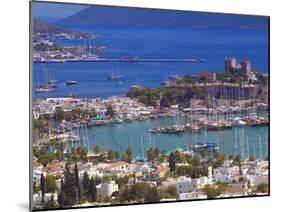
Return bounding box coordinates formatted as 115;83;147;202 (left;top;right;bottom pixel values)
76;115;268;159
33;95;269;160
31;3;270;209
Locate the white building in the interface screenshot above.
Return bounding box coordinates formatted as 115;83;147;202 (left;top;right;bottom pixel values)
247;175;268;187
229;181;248;189
163;176;209;195
214;162;240;176
213;161;240;183
129;162;151;177
214;173;232;184
150;167;170;180
77;162;101;179
101;161;131;177
179;191;207;200
176;177;209;194
96;181;119;197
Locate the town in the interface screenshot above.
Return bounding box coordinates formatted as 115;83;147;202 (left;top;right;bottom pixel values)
33;143;268;209
32;56;269;209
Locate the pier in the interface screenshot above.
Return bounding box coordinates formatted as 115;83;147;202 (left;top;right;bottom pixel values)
34;58;206;63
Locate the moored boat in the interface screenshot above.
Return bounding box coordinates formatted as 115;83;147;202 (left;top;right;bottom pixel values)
190;143;219;152
65;80;79;86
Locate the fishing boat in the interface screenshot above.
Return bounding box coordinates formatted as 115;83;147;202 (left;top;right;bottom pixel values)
65;80;79;86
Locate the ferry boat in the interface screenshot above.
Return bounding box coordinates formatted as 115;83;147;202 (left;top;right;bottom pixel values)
65;80;79;86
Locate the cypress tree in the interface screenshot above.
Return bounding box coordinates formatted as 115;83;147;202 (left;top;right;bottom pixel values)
63;163;76;206
40;174;45;204
82;171;90;192
168;152;176;172
74;162;81;203
58;178;65;207
88;177;97;202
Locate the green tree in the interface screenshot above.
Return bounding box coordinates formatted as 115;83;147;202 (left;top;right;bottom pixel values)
60;163;77;206
107;149;115;161
114;151;120;160
248;154;255;162
93;176;102;185
82;172;90;192
145;186;160;203
257;184;268;193
233;154;243;174
168;152;177;172
40;174;46;204
45;175;58;193
160;96;171;108
88;177;97;202
199;71;210;81
133;182;150;201
93;144;101;155
126;148;133;163
176;165;208;179
168;151;187;172
154;148;160;159
147;147;155;161
58;179;65;207
164;185;177;198
202;183;228;198
200;149;207;160
106;105;115;118
74;162;81;203
53;107;65;122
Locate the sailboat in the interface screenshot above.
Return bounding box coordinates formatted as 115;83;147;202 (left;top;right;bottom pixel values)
35;65;56;93
107;64;123;80
130;76;142;89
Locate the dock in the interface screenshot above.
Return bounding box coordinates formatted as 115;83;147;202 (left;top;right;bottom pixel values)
33;58;206;63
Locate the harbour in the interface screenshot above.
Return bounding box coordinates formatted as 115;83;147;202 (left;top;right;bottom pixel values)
31;3;270;209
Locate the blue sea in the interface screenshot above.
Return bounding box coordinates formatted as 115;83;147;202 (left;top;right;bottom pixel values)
33;25;269;159
33;25;268;99
75;116;268;160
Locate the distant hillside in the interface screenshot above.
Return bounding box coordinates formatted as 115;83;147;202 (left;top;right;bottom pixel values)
33;20;94;38
34;20;70;34
56;6;268;29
